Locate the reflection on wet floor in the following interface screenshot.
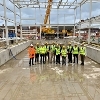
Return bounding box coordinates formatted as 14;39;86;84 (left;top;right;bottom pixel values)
0;50;100;100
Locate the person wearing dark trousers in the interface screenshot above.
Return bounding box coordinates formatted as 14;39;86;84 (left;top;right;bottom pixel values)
80;43;86;66
55;44;60;64
44;42;50;63
59;43;62;55
35;43;40;63
28;44;36;66
40;54;45;64
72;44;80;64
67;42;73;63
61;46;67;65
39;44;46;64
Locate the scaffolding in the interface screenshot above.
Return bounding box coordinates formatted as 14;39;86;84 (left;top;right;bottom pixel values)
0;0;100;45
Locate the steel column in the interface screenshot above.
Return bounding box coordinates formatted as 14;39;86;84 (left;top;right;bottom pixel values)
20;8;22;41
88;0;92;44
74;9;76;36
3;29;4;38
3;0;9;46
63;14;65;38
40;25;41;40
79;4;81;42
57;9;59;38
14;3;18;43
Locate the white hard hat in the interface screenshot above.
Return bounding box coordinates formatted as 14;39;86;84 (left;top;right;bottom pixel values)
30;44;33;46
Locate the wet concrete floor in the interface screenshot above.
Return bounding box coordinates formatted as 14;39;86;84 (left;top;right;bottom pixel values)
0;50;100;100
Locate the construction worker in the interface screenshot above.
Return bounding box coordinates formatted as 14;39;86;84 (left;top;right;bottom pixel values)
39;44;46;64
50;42;56;63
80;43;86;66
72;44;80;64
44;42;50;63
59;43;63;54
67;42;73;63
35;43;40;63
61;46;67;65
55;44;60;64
28;44;36;66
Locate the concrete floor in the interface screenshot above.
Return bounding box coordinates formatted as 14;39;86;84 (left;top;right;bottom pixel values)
0;50;100;100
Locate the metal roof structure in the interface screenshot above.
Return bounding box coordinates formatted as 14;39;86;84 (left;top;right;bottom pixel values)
0;0;100;45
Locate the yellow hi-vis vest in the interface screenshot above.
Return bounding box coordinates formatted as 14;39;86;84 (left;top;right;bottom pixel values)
73;47;78;54
36;46;40;53
39;47;45;54
51;45;55;52
80;47;86;55
56;48;60;55
61;49;67;57
44;45;49;52
67;46;72;52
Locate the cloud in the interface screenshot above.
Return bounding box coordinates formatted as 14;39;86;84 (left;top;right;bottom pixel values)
0;0;100;26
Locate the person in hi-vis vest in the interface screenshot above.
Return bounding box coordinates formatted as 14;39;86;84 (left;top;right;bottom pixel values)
35;43;40;63
44;42;50;63
80;43;86;66
55;44;60;64
39;44;46;64
72;44;80;64
61;46;67;65
67;42;73;63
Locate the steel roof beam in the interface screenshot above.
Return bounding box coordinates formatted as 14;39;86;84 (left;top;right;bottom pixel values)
0;3;20;17
69;0;77;9
57;0;62;9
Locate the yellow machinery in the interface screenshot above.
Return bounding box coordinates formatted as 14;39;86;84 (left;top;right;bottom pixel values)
44;0;52;25
42;0;54;34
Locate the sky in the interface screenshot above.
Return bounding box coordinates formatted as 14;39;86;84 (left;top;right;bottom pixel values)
0;0;100;27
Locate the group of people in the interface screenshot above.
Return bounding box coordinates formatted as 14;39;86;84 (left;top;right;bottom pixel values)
28;42;86;66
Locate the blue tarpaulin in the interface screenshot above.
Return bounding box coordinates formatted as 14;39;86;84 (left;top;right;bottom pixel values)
8;32;16;37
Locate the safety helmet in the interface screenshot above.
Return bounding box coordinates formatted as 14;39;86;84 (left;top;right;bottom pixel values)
75;44;77;46
68;42;71;44
63;46;65;48
81;43;84;46
45;42;48;44
30;44;33;46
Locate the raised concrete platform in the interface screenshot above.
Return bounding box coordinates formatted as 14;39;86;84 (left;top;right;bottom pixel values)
71;41;100;64
0;49;100;100
0;41;31;66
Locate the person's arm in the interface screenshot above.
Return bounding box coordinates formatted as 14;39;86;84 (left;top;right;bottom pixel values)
84;47;87;56
71;46;73;52
67;46;69;52
78;47;80;52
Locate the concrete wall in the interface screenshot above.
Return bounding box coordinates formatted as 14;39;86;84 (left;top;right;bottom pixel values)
0;41;31;66
86;46;100;63
71;41;100;64
32;39;71;45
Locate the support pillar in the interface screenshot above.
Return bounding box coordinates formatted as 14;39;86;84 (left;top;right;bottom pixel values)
79;4;81;42
63;14;65;38
3;0;9;46
40;25;41;40
20;8;22;41
14;3;18;43
3;30;4;38
88;0;92;44
74;9;76;37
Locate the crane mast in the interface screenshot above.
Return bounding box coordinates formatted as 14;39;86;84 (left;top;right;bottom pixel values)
44;0;53;26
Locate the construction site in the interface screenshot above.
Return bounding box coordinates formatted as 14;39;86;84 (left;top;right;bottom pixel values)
0;0;100;100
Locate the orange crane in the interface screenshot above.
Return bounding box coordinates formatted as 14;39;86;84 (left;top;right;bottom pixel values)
44;0;53;25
